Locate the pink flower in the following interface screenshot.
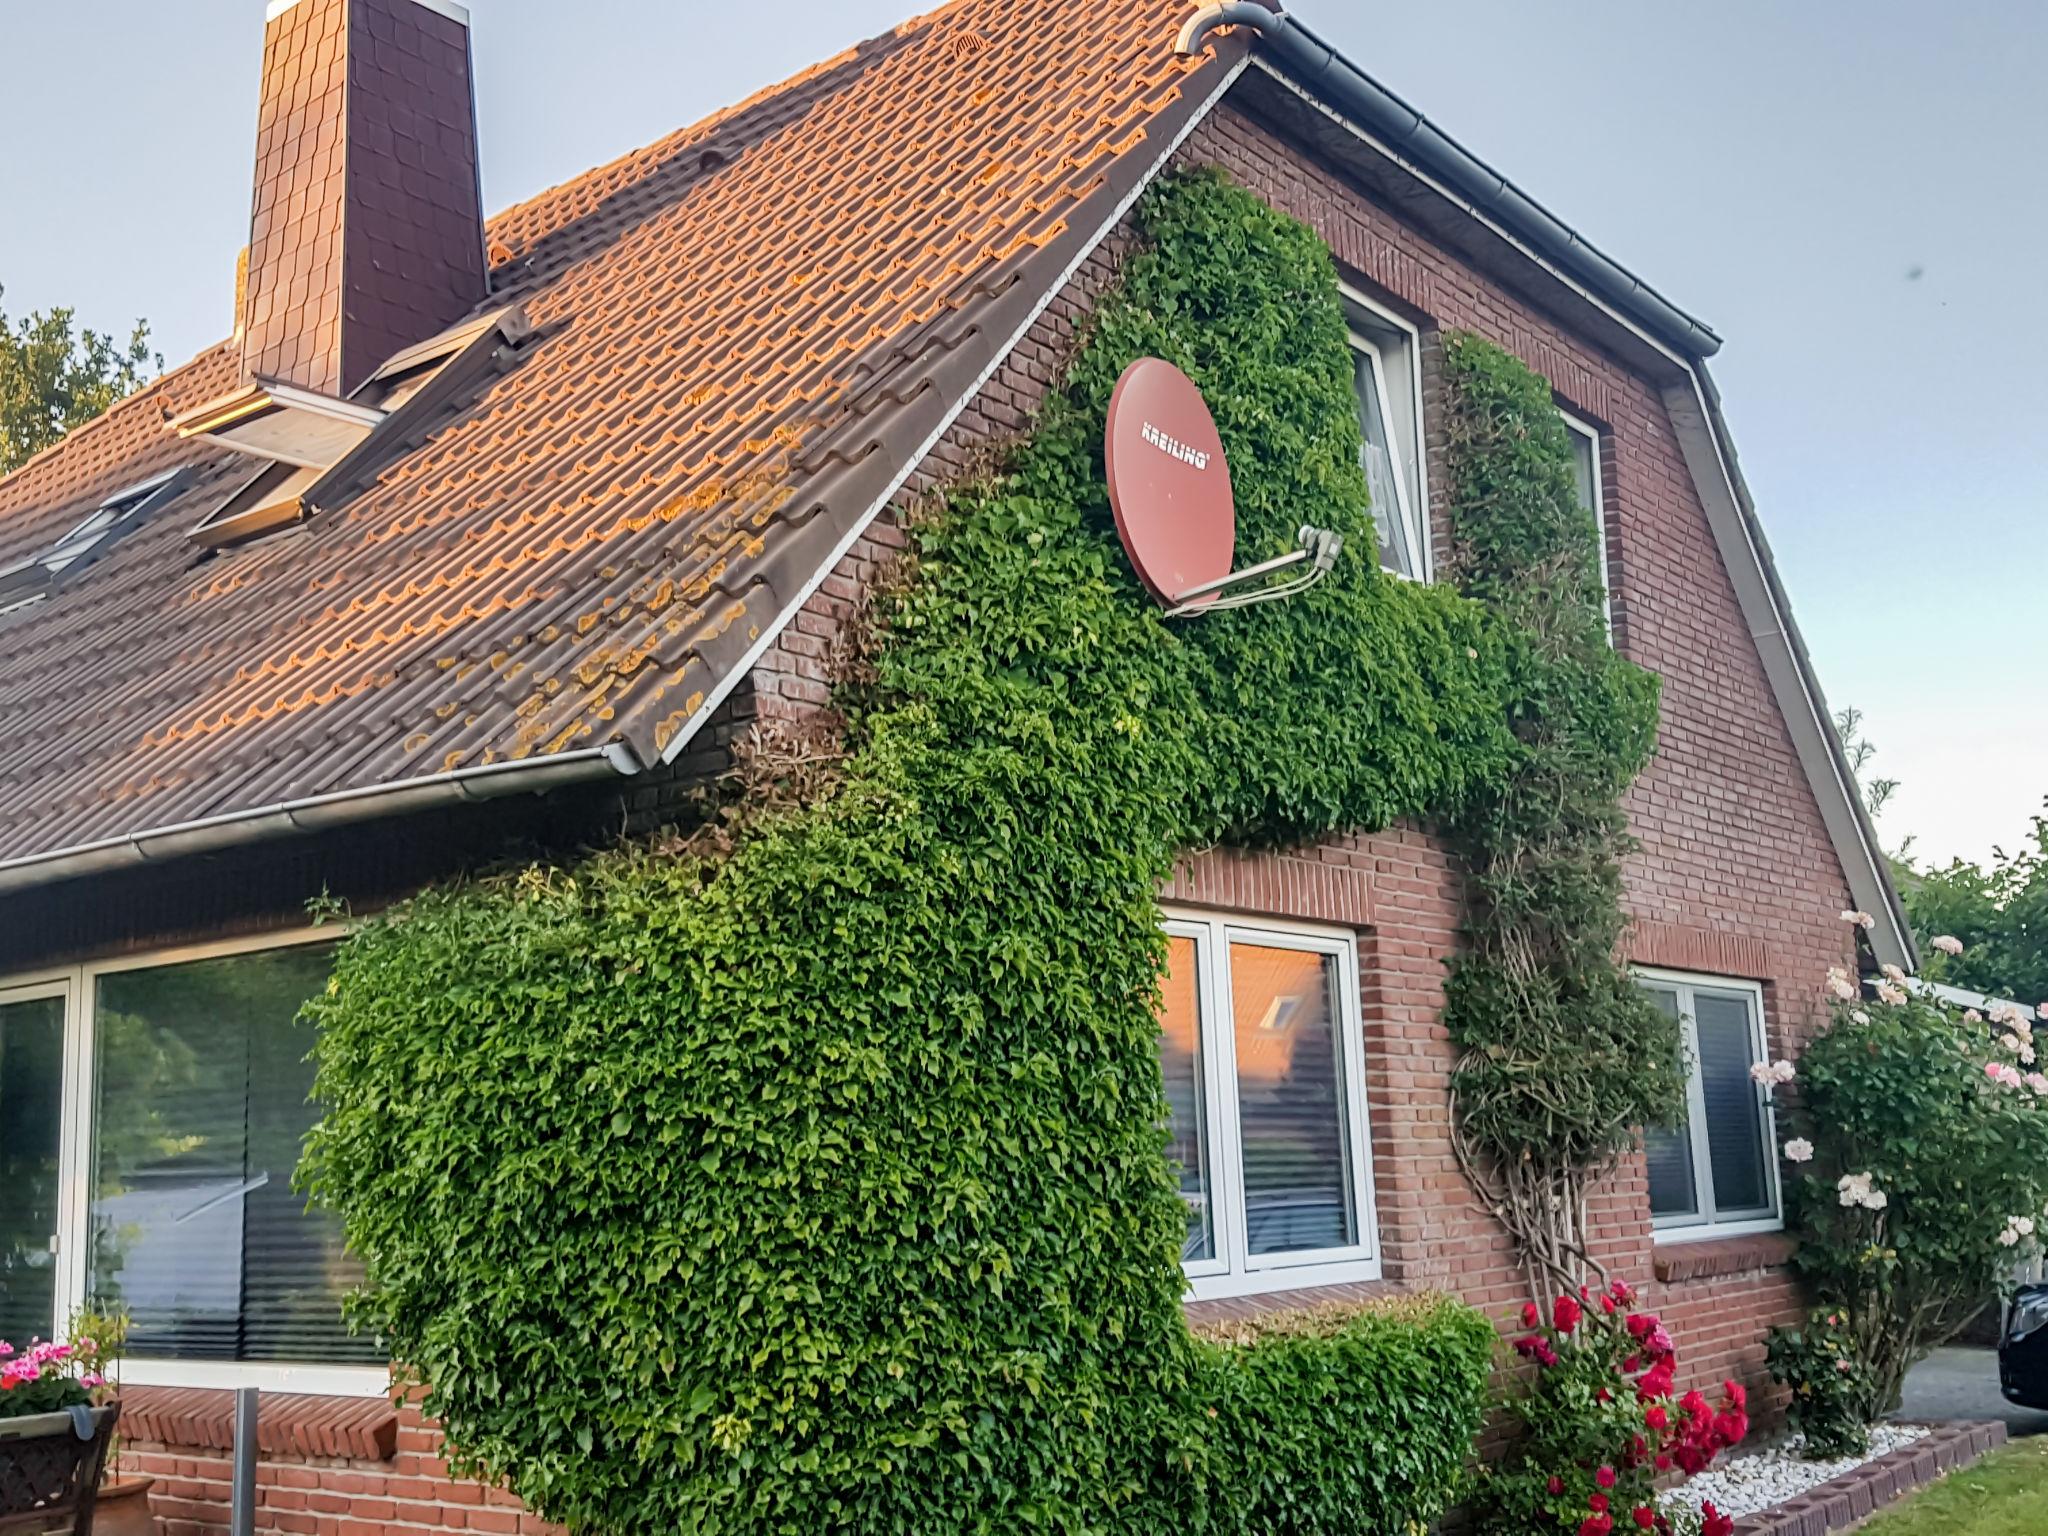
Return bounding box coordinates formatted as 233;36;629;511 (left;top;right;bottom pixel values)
1933;935;1964;956
1841;910;1875;929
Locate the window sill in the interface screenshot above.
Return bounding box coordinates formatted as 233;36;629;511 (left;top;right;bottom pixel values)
1183;1276;1397;1332
1652;1232;1796;1284
118;1384;398;1462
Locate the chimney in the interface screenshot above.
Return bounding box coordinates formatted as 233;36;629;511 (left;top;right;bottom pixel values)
240;0;487;398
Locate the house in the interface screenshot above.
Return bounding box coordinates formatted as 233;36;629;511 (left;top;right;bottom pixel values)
0;0;1915;1528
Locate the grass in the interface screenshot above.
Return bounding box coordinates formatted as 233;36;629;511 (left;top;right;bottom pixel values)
1860;1436;2048;1535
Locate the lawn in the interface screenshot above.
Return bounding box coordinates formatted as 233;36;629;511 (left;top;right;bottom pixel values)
1861;1436;2048;1535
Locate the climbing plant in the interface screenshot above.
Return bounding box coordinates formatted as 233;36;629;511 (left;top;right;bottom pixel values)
303;169;1652;1533
1437;334;1682;1299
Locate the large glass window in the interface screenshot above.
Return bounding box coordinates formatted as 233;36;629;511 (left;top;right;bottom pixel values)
88;944;376;1367
1640;971;1781;1239
0;989;67;1345
1348;298;1427;582
1158;915;1378;1299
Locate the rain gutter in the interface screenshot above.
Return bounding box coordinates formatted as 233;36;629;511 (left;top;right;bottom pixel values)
0;742;643;895
1175;2;1724;359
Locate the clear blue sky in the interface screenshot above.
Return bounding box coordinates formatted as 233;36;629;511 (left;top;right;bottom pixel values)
2;1;2041;870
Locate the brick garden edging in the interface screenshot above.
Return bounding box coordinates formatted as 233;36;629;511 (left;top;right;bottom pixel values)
1731;1420;2007;1534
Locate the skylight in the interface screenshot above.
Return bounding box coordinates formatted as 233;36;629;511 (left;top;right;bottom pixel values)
0;468;189;611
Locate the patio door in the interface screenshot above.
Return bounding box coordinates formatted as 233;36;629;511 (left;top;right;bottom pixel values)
0;984;69;1345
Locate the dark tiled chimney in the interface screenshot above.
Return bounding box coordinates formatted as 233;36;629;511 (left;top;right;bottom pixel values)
241;0;487;398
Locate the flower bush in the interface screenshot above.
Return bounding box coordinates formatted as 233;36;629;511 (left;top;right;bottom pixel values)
1775;917;2048;1418
1764;1309;1874;1459
0;1337;106;1420
1480;1280;1745;1536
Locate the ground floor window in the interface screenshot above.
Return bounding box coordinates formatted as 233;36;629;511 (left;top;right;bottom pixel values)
0;932;382;1394
1637;968;1782;1241
1158;912;1379;1299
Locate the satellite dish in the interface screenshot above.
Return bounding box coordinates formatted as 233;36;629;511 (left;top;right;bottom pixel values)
1104;358;1341;617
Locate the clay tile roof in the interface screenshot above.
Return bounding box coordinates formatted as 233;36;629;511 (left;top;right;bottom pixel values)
0;0;1235;873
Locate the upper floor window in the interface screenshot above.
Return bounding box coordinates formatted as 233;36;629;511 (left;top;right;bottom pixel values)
1158;912;1380;1299
1560;411;1612;632
1638;969;1782;1242
1346;291;1428;582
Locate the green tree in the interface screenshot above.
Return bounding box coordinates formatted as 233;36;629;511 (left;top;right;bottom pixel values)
0;284;159;474
1909;811;2048;1007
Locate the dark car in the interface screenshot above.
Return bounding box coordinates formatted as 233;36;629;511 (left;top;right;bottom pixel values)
2000;1284;2048;1408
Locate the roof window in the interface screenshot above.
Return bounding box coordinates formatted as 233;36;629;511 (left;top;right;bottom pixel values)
0;467;191;610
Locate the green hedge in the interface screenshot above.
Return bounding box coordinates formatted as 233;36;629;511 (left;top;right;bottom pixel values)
1194;1296;1495;1534
304;168;1610;1533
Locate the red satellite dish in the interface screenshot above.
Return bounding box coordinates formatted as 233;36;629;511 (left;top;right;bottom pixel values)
1104;358;1235;610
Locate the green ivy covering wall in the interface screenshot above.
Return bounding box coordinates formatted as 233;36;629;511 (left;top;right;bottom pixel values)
304;169;1639;1533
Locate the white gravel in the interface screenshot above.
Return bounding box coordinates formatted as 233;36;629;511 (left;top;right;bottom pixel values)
1659;1423;1931;1521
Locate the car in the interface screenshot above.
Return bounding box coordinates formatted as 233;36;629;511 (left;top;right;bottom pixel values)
1999;1283;2048;1408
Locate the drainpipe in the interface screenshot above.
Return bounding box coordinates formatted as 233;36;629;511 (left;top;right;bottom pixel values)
1173;3;1723;360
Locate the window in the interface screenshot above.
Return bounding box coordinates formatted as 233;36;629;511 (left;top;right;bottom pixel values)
1638;970;1781;1241
1346;292;1427;581
0;470;189;610
1560;412;1612;631
0;933;382;1394
1158;913;1379;1298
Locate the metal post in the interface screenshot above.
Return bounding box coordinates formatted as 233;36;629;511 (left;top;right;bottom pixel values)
231;1386;258;1536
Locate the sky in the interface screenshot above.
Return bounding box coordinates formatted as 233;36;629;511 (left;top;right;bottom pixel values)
1;1;2041;870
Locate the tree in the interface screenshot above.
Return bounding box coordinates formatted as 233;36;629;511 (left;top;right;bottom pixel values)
0;284;159;475
1908;811;2048;1007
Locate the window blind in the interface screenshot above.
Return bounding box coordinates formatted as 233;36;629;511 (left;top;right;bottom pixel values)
90;946;378;1366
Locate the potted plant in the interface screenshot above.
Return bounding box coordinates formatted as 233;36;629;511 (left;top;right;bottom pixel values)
0;1328;118;1532
69;1304;153;1536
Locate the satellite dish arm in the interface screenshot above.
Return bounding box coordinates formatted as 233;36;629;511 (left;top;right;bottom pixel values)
1165;525;1344;617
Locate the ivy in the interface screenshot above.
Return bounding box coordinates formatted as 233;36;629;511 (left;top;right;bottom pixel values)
303;170;1648;1532
1437;335;1683;1297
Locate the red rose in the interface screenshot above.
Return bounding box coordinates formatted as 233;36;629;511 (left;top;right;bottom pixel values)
1602;1294;1617;1314
1554;1295;1584;1333
1523;1302;1541;1328
1701;1502;1734;1536
1723;1380;1747;1410
1645;1404;1669;1431
1595;1466;1616;1490
1548;1476;1565;1496
1579;1518;1613;1536
1653;1453;1672;1473
1590;1494;1610;1515
1633;1509;1656;1531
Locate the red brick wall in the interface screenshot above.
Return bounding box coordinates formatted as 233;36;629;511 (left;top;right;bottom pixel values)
114;79;1856;1534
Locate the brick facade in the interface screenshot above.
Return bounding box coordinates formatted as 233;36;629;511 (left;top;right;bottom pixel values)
35;83;1854;1536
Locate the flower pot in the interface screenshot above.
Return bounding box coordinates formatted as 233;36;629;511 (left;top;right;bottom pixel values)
0;1405;119;1527
92;1475;156;1536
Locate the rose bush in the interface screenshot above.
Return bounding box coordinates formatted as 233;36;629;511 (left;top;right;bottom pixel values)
1774;919;2048;1419
1479;1280;1745;1536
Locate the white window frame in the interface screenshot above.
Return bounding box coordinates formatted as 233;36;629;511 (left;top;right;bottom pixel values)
1559;409;1613;634
1342;284;1431;584
1;926;386;1397
1162;909;1381;1300
1635;966;1783;1244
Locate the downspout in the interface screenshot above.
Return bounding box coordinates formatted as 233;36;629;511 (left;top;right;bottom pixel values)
1174;3;1724;360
